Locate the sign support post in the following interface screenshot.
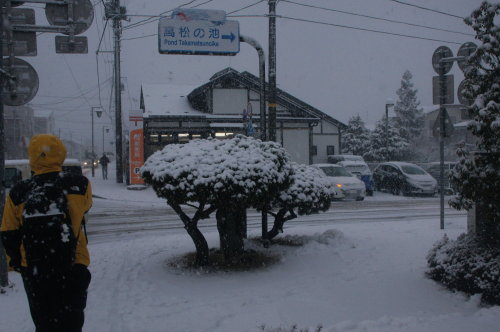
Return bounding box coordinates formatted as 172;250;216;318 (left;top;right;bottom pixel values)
432;42;477;230
438;61;446;230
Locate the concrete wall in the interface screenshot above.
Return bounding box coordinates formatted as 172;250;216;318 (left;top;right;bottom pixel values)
281;127;310;164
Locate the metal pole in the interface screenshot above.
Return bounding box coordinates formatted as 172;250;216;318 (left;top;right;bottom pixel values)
438;62;446;230
239;35;268;244
91;108;95;177
385;104;389;161
113;0;123;183
0;0;9;289
102;126;105;154
268;0;277;141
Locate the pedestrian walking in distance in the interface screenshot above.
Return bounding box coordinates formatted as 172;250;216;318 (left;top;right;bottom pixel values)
1;134;93;332
99;153;110;180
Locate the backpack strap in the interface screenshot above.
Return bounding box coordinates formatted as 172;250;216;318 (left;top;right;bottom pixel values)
81;214;89;245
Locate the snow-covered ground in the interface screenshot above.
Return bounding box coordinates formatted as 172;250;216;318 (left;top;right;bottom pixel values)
1;164;499;332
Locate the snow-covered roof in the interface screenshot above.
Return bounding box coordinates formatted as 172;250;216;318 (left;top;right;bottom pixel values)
422;106;439;114
338;160;369;167
311;163;342;168
141;83;203;118
382;161;423;168
454;120;470;127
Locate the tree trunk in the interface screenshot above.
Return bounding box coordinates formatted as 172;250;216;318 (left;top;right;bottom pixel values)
185;224;210;266
268;209;287;240
476;200;500;245
168;202;211;266
216;205;245;263
268;208;297;240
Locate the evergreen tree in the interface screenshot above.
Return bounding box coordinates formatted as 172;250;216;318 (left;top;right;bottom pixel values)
394;70;424;141
449;1;500;244
341;115;371;156
363;118;409;162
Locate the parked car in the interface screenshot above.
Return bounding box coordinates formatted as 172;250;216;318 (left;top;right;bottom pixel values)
373;162;437;196
312;163;366;201
63;158;84;176
424;162;457;195
4;159;84;189
327;154;365;164
338;160;374;196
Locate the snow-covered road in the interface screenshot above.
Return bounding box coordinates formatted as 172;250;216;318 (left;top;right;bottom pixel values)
87;194;466;243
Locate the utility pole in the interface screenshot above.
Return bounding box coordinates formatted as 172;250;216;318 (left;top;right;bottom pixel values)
268;0;277;141
108;0;126;183
0;0;9;290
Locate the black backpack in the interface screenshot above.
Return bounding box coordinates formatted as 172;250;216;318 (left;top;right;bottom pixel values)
21;176;76;274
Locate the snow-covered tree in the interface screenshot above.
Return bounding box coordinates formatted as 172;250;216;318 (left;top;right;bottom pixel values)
449;2;500;244
341;115;371;156
141;135;294;265
266;163;337;239
363;118;410;162
394;70;424;142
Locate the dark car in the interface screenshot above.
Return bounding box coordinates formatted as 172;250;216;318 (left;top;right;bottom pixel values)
424;162;457;195
373;162;437;196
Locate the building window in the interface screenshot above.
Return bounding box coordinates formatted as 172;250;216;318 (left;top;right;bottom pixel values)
311;145;317;156
150;134;159;143
178;133;190;143
326;145;335;155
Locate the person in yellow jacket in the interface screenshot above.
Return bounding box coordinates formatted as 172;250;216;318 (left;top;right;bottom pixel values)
1;134;92;332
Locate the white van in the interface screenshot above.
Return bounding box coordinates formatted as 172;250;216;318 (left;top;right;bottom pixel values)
327;154;365;164
4;158;83;189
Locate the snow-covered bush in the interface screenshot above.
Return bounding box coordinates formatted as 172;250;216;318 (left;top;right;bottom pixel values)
141;135;293;265
427;233;500;305
141;135;292;207
267;163;337;239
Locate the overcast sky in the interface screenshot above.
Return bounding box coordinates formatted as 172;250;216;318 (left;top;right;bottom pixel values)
23;0;483;145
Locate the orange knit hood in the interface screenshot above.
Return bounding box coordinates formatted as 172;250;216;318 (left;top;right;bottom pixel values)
28;134;67;175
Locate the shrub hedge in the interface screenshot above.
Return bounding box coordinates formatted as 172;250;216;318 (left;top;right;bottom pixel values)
427;233;500;305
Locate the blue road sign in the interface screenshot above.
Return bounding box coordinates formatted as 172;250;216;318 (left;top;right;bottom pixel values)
158;16;240;55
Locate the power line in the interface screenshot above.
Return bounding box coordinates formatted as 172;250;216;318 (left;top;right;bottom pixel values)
121;33;156;41
279;15;462;45
121;11;464;45
388;0;464;19
123;0;201;31
31;77;112;107
227;0;265;15
121;0;265;40
96;19;110;109
281;0;473;36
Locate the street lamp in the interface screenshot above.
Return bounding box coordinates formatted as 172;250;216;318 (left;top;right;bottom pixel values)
385;100;394;161
91;107;103;177
102;125;110;155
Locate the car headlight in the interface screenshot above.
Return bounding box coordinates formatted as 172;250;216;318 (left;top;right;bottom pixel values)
336;184;343;188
